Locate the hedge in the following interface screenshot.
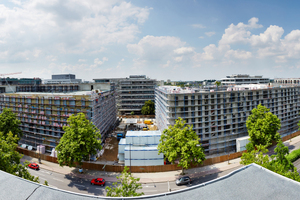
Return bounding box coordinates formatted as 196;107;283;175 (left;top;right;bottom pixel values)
286;148;300;163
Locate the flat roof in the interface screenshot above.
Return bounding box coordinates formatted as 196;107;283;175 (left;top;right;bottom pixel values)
1;163;300;199
126;130;161;137
2;91;109;97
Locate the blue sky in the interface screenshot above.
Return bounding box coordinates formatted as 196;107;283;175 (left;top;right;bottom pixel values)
1;0;300;81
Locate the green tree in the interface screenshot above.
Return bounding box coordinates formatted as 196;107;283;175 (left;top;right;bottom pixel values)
0;131;39;183
158;117;206;174
44;180;49;186
240;141;300;182
246;104;281;146
0;108;22;138
56;113;102;168
141;100;155;115
106;166;144;197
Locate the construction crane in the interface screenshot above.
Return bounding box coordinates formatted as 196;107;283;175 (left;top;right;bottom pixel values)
0;72;22;77
0;72;22;93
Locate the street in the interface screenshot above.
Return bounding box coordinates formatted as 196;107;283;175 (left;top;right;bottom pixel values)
28;168;113;196
28;165;242;196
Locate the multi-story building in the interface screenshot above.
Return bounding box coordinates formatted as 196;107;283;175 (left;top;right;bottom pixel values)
0;89;117;153
94;75;156;115
155;84;300;155
0;78;42;93
274;78;300;84
44;74;82;84
118;130;163;166
221;74;270;85
15;82;113;93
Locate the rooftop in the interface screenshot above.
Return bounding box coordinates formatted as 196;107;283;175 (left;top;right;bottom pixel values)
126;130;161;137
1;163;300;199
2;90;109;97
156;83;296;94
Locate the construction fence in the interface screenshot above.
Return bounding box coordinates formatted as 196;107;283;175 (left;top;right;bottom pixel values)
16;130;300;173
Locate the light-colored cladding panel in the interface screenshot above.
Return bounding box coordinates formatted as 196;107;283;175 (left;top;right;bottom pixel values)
236;136;250;152
126;136;161;145
124;148;163;160
119;153;124;161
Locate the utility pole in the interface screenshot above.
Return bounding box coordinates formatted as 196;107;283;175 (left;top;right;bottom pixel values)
130;143;131;174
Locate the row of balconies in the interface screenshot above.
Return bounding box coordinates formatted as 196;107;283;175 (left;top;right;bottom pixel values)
167;98;299;107
157;91;298;100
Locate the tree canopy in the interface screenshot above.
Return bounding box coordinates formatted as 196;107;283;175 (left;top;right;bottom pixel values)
0;131;39;183
158;117;206;174
56;113;102;167
106;166;144;197
0;108;22;138
141;100;155;115
246;104;281;146
214;81;221;87
240;140;300;182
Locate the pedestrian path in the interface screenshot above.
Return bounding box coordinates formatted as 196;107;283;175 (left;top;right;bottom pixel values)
20;134;300;184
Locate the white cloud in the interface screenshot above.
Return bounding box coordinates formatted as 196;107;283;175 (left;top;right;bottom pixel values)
205;31;216;37
163;60;171;68
250;25;284;47
219;17;263;45
191;24;206;28
199;36;204;39
127;35;186;59
174;56;183;62
78;59;86;62
174;47;194;55
225;49;252;59
46;55;57;61
90;57;109;69
0;1;150;62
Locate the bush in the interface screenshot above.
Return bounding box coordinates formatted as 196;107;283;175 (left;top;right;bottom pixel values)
286;148;300;163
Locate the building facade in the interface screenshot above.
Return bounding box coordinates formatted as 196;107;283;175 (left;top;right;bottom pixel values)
0;89;117;153
221;74;270;85
44;74;82;84
94;75;156;115
155;84;299;155
118;131;163;166
274;78;300;84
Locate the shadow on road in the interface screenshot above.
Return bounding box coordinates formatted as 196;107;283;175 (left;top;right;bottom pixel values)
64;173;107;196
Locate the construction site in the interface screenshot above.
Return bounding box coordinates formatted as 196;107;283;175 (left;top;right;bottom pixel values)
97;118;158;165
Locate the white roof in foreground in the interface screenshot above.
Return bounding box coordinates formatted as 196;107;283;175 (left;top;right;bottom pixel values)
1;163;300;199
126;130;161;137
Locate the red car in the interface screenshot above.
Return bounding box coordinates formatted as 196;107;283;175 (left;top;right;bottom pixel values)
91;178;106;186
28;163;39;170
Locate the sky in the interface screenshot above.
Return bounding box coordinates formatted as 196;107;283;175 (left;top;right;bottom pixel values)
1;0;300;81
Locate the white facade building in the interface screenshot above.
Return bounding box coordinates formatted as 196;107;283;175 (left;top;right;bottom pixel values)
155;84;300;155
118;131;164;166
221;74;270;85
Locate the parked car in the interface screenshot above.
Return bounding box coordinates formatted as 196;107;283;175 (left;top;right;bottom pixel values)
175;176;192;186
91;178;106;186
28;163;39;170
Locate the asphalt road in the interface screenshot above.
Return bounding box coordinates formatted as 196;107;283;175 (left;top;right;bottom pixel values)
28;168;113;196
28;165;242;196
139;165;242;196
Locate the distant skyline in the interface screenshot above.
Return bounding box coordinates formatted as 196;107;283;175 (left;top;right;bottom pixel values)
1;0;300;81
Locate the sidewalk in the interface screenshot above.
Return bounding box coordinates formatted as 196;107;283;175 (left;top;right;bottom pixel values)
20;134;300;184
